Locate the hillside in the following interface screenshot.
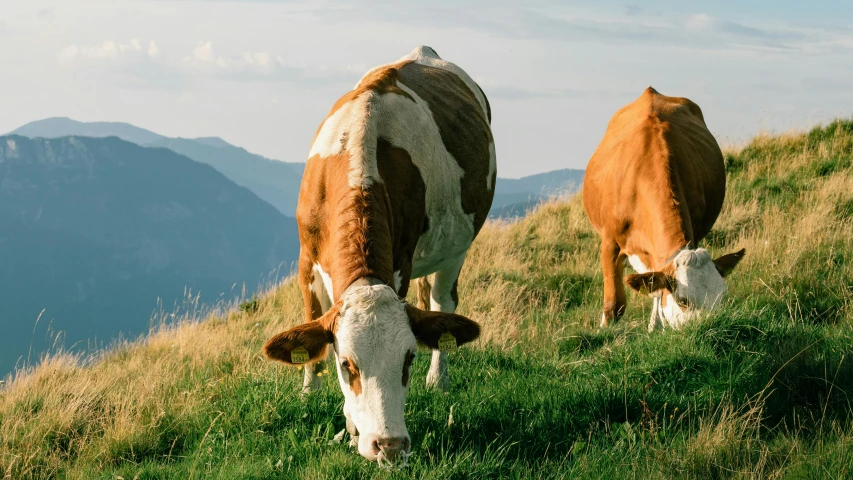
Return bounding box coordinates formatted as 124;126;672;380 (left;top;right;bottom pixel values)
0;135;299;376
2;120;852;478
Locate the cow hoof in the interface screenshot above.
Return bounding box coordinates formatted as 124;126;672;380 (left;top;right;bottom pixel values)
599;313;611;328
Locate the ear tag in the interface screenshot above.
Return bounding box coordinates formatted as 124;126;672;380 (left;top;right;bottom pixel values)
438;332;457;352
291;347;310;364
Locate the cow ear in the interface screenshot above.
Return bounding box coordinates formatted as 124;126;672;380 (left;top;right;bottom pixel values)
713;248;745;277
625;272;673;294
263;304;339;366
406;304;480;349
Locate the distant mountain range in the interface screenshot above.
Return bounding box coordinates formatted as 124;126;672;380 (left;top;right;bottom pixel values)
11;118;305;215
489;169;584;219
9;118;582;220
0;135;299;375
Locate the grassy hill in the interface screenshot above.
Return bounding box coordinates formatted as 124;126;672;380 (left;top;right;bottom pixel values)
2;120;853;479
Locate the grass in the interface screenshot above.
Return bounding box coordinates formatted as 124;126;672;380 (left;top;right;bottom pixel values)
2;119;853;479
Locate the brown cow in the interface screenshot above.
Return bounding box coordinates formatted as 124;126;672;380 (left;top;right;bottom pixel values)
583;87;744;331
263;46;495;466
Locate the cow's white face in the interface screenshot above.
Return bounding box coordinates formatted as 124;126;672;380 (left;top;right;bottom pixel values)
334;285;416;466
660;249;727;326
262;283;481;467
627;248;745;330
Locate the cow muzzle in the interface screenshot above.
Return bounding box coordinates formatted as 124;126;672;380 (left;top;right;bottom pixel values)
361;434;411;468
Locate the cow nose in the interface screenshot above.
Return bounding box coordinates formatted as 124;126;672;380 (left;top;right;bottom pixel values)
371;436;411;462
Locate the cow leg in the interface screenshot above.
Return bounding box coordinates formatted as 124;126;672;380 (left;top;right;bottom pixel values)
425;254;466;391
300;256;333;395
600;238;627;328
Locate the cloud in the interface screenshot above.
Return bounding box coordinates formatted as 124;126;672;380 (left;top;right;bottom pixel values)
182;41;229;67
58;39;161;64
685;13;799;44
310;1;824;54
178;41;356;85
54;38;182;90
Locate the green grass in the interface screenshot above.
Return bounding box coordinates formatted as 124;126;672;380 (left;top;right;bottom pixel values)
2;119;853;479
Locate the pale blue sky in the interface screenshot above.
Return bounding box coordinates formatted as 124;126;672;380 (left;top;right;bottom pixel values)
1;0;851;177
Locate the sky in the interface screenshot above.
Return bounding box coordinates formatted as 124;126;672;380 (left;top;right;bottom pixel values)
1;1;852;178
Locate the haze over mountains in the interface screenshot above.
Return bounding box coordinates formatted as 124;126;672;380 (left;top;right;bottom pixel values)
2;117;583;376
0;135;299;375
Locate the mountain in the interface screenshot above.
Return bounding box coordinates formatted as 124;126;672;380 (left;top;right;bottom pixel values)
9;118;305;215
0;135;299;375
146;137;303;214
489;168;585;219
11;117;166;145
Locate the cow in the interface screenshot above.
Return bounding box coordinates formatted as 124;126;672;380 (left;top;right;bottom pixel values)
262;46;495;467
583;87;745;332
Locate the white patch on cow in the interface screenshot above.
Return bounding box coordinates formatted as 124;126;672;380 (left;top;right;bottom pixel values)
312;263;335;307
671;248;727;308
334;285;416;463
384;82;477;277
647;248;726;329
627;255;650;273
309;93;380;189
393;270;402;292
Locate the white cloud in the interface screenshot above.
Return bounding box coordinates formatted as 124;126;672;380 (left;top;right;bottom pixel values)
58;39;161;64
243;51;273;68
685;13;713;31
184;40;228;67
148;41;159;58
58;45;80;64
193;41;214;62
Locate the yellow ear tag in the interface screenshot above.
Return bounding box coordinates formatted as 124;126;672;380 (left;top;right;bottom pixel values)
291;347;310;364
438;332;457;352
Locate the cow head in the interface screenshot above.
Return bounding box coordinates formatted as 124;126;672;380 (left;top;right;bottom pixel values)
625;248;745;330
263;284;480;467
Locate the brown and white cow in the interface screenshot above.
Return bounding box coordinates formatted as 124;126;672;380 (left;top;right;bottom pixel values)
583;87;745;332
263;46;494;466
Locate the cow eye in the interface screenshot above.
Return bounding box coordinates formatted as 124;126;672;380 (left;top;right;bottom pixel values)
341;359;350;369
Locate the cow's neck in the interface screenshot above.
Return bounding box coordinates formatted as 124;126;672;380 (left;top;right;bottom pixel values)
645;171;693;270
328;186;395;300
